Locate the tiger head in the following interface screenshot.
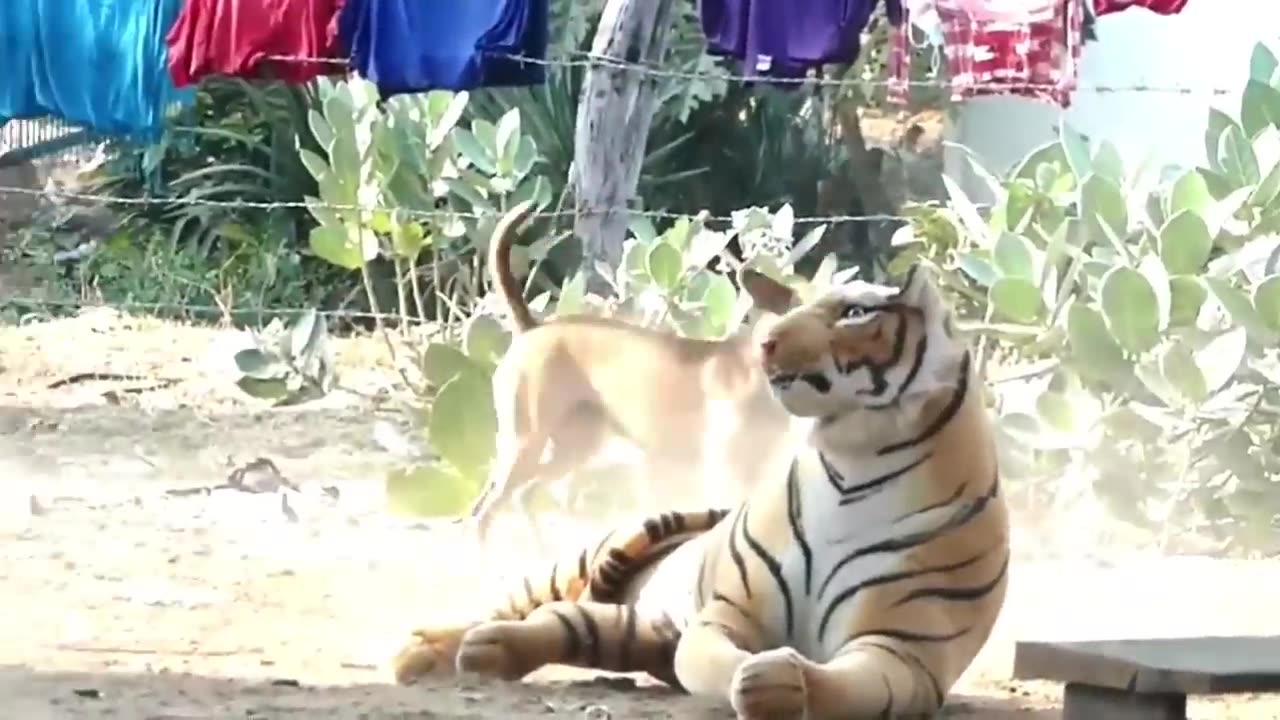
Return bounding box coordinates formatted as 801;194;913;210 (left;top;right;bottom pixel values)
741;264;965;420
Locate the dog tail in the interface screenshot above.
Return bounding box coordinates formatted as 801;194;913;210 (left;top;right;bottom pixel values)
488;200;539;333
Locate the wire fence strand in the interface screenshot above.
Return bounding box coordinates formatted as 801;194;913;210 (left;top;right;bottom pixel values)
261;50;1240;96
0;46;1244;321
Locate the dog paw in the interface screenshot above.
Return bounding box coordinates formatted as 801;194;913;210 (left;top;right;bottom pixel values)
391;626;471;685
730;647;810;720
455;622;534;681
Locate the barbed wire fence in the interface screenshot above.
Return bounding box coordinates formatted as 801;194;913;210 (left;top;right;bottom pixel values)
0;48;1243;327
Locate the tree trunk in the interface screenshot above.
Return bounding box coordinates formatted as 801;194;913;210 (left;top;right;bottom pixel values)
572;0;676;293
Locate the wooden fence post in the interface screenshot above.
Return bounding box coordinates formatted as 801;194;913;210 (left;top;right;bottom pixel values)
572;0;677;292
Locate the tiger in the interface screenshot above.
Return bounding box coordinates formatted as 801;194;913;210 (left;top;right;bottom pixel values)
391;263;1010;719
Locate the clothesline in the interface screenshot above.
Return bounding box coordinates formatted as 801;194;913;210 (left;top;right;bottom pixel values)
0;183;937;225
261;50;1235;96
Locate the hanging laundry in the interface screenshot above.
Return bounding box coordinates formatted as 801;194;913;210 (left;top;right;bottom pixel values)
888;0;1084;108
335;0;547;97
1094;0;1188;16
166;0;347;87
0;0;192;139
701;0;904;81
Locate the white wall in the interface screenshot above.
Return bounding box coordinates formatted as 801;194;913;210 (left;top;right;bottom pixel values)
945;1;1280;203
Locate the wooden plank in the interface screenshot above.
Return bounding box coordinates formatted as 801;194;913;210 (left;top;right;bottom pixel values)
1062;683;1187;720
1014;636;1280;694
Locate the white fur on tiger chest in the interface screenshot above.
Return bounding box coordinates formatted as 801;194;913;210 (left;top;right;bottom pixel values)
764;448;961;660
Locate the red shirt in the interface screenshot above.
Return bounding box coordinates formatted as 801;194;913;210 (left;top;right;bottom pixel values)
888;0;1084;108
166;0;345;87
1094;0;1189;16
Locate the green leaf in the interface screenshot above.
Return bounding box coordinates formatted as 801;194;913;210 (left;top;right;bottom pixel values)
1204;276;1275;341
1067;303;1130;383
391;221;429;257
1253;274;1280;332
494;107;522;173
1137;254;1171;331
1250;42;1279;84
1216;123;1261;186
686;229;734;270
288;309;322;360
700;273;738;338
1168;169;1214;220
234;348;288;380
1195;327;1248;396
1168;275;1208;326
307;110;335;151
549;271;583;317
992;232;1039;280
646;241;683;291
988;276;1044;324
309;223;368;271
429;371;497;476
1157;210;1213;275
629;215;659;244
1158;343;1208;405
1100;267;1160;354
462;314;511;366
1059;123;1092;180
955;252;998;287
385;463;480;518
1091;141;1125;184
452;128;496;175
1241;80;1280;138
1080;174;1128;250
420;342;481;388
236;376;291;401
941;174;991;248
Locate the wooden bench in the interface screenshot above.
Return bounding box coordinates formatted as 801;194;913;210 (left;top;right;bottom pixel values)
1013;636;1280;719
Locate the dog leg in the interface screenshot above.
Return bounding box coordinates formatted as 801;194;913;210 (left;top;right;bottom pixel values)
467;435;546;549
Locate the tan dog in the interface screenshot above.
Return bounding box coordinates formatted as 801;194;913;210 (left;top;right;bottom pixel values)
466;201;804;550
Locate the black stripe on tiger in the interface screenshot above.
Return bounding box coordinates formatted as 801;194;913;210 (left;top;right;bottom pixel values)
817;468;1001;600
739;505;796;636
785;464;814;595
816;544;1000;641
877;351;971;456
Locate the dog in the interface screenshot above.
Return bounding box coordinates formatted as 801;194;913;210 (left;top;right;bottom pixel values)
465;201;806;551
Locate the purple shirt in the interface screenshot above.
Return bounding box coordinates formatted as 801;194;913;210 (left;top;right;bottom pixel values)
702;0;903;80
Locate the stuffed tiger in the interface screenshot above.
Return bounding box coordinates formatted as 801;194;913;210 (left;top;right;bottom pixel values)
392;264;1009;719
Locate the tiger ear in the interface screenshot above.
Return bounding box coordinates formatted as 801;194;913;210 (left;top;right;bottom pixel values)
895;263;943;315
740;269;798;315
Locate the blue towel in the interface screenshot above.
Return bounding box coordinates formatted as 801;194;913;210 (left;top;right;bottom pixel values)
0;0;192;139
336;0;547;97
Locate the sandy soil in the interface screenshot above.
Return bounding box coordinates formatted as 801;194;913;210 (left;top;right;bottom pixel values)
1;309;1278;719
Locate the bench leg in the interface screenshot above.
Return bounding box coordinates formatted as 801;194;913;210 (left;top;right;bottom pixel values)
1063;682;1187;720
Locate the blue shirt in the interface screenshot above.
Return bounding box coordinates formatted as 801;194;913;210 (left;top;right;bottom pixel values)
0;0;192;139
337;0;547;97
702;0;902;79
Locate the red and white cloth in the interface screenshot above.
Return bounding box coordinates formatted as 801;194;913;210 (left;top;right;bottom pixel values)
888;0;1084;108
1094;0;1188;16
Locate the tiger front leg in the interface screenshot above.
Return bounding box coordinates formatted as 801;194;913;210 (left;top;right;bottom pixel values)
675;604;935;719
455;601;684;686
392;622;483;685
717;640;941;720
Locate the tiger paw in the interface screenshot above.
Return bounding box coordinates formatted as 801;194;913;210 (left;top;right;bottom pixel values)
455;621;537;681
730;647;810;720
391;626;473;685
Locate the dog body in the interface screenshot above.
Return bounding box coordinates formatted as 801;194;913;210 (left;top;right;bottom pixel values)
469;203;803;547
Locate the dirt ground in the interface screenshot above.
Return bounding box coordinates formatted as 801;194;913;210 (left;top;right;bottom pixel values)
1;308;1278;719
